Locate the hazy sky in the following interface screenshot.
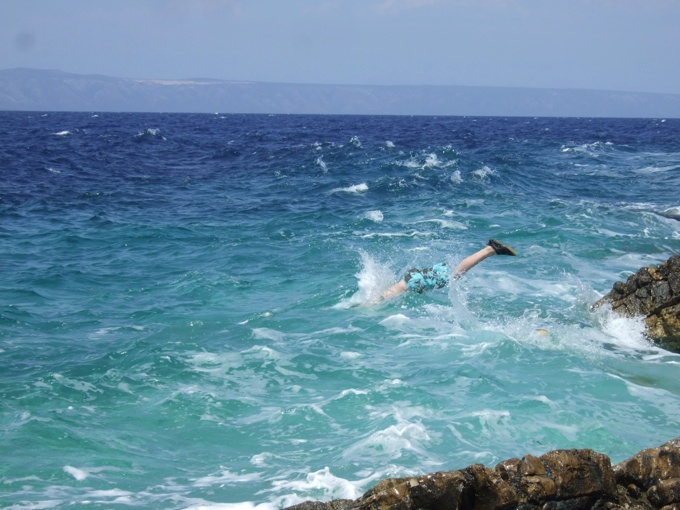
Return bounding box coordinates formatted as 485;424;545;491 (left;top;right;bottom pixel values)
3;0;679;94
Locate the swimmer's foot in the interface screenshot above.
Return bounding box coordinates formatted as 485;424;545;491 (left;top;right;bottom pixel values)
488;239;517;256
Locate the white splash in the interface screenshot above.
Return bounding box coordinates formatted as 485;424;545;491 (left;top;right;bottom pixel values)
271;467;364;502
334;250;397;308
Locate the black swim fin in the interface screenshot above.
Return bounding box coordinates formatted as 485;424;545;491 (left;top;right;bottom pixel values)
488;239;517;256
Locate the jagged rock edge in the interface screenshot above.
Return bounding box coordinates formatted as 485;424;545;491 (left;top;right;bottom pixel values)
285;437;680;510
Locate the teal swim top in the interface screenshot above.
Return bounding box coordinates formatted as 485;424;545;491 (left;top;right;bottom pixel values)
405;262;449;293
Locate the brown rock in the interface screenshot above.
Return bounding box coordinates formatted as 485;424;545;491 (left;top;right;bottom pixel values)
285;501;356;510
464;464;519;509
594;255;680;351
614;438;680;490
647;478;680;507
541;449;616;503
520;455;547;476
285;437;680;510
355;470;469;510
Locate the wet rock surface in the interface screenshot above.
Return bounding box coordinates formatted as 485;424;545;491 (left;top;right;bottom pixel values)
594;255;680;352
285;437;680;510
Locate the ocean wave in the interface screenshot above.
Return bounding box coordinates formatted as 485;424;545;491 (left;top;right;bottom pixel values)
363;210;383;222
3;112;680;510
658;206;680;220
316;156;328;173
635;164;680;174
471;165;495;180
331;182;368;193
134;127;166;141
413;218;467;230
398;152;458;170
560;141;615;154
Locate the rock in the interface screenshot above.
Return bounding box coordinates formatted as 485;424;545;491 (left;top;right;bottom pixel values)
593;255;680;352
283;437;680;510
285;501;355;510
614;437;680;508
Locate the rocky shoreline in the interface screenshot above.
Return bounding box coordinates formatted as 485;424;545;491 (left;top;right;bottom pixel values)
594;255;680;352
286;257;680;510
286;437;680;510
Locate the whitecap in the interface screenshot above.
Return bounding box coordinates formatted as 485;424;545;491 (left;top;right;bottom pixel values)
187;351;243;374
340;351;361;359
414;218;467;230
135;127;166;140
52;373;101;394
54;130;70;136
385;140;395;148
359;231;435;239
316;156;328;173
450;170;463;184
472;165;495;180
658;206;680;220
399;158;421;169
531;420;580;442
64;465;88;481
84;488;133;498
636;164;678;174
464;409;513;439
334;388;369;399
331;183;368;194
251;328;286;341
379;314;411;328
424;153;440;167
342;410;433;462
192;469;261;487
363;210;383;222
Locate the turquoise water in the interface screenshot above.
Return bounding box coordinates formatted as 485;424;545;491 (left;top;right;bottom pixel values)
1;112;679;509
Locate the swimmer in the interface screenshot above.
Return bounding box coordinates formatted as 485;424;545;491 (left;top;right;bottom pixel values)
379;239;517;301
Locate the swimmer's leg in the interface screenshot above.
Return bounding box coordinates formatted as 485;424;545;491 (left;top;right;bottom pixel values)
454;239;516;278
379;239;517;301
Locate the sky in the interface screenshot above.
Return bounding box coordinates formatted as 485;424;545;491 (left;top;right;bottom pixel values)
2;0;679;95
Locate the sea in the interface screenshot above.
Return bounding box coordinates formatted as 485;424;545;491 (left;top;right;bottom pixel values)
1;111;680;509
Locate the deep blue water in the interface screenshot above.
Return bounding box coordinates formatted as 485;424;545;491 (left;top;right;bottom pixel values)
1;112;679;509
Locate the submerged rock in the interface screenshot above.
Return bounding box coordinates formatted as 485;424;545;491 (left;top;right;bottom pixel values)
593;255;680;352
285;437;680;510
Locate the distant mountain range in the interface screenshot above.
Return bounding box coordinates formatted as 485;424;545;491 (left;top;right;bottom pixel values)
1;67;679;118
